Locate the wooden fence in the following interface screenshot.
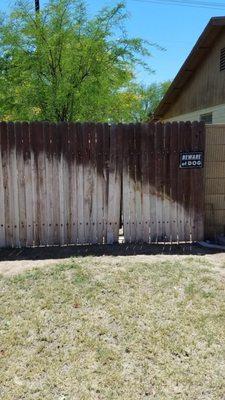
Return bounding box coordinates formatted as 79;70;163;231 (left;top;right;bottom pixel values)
205;124;225;239
0;121;205;248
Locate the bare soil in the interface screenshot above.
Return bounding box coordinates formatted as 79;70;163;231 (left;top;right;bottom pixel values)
0;243;224;277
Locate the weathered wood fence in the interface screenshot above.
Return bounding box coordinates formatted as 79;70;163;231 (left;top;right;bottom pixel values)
0;121;205;248
205;124;225;239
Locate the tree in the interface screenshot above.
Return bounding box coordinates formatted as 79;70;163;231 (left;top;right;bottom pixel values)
129;81;171;122
0;0;156;122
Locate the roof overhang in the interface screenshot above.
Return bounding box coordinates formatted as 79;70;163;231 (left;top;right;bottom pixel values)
153;17;225;121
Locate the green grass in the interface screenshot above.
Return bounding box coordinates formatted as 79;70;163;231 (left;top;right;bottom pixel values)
1;256;225;399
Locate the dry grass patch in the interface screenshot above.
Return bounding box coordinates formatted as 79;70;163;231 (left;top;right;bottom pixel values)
1;255;225;399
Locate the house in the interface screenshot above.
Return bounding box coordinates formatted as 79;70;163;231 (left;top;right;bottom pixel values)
153;17;225;124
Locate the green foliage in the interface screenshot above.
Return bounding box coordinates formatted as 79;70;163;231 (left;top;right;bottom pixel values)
0;0;161;122
117;80;171;122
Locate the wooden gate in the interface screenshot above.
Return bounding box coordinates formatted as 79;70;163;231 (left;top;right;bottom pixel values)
122;121;205;243
0;121;205;248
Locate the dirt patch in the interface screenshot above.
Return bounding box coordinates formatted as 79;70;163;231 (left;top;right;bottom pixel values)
0;243;225;277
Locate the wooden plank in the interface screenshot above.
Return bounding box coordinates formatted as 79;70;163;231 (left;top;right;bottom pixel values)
191;122;204;242
205;194;225;210
15;122;27;247
197;121;205;240
122;124;131;243
204;162;225;178
107;124;122;244
51;123;61;245
176;122;185;243
191;121;203;241
205;145;225;162
163;123;172;242
68;123;78;245
134;124;142;242
116;124;123;243
57;123;66;245
141;123;150;243
204;209;225;226
96;124;104;243
38;122;48;245
178;121;189;242
206;125;225;145
89;124;98;244
155;122;164;242
205;178;225;194
183;122;193;242
44;122;54;245
1;123;12;247
8;122;20;247
30;122;47;246
76;123;85;244
103;123;110;243
29;122;39;246
128;124;136;243
106;124;116;244
22;122;33;247
149;123;157;243
82;123;91;244
170;122;179;243
61;122;70;245
0;123;6;247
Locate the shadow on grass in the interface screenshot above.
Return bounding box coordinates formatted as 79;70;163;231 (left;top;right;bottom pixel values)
0;242;222;262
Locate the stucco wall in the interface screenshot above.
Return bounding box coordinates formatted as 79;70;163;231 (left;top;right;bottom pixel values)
163;103;225;124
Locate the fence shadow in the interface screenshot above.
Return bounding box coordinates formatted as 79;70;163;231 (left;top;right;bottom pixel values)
0;243;222;262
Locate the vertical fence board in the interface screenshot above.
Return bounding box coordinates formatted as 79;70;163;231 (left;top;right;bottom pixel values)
177;122;185;242
183;122;192;242
164;123;171;242
30;122;40;246
51;123;61;245
123;124;131;243
155;123;164;242
170;122;179;242
90;124;98;244
135;124;142;242
2;122;10;247
68;123;78;244
22;122;33;246
103;123;110;243
58;123;68;245
83;123;91;244
149;124;157;243
44;122;53;245
9;123;20;247
107;124;122;244
192;121;205;241
15;122;27;247
129;124;136;243
0;123;6;247
96;124;104;243
76;123;85;244
37;122;47;245
141;124;150;243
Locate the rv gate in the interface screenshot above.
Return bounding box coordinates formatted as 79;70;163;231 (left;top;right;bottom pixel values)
0;121;205;248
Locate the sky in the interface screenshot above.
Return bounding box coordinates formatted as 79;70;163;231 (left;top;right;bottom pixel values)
1;0;225;85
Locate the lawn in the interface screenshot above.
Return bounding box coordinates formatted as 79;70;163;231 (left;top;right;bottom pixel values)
1;254;225;399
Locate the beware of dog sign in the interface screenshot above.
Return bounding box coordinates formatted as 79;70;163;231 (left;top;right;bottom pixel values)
180;151;204;169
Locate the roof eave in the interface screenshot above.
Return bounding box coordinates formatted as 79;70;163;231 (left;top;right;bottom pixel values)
153;17;225;120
